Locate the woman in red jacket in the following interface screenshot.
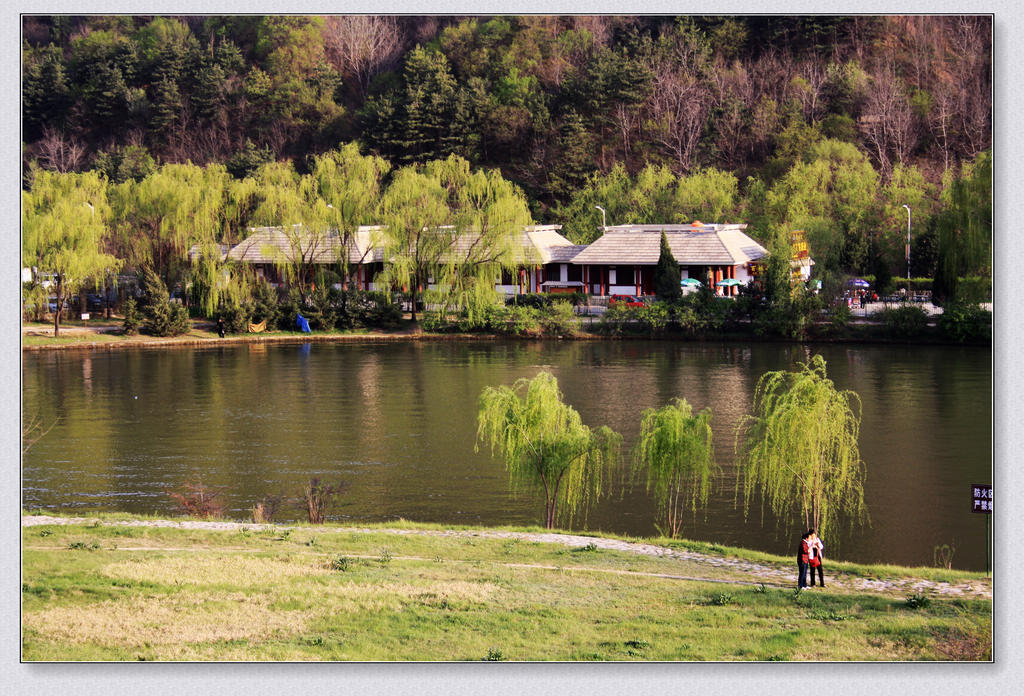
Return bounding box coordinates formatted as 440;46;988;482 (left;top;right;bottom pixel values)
808;530;825;587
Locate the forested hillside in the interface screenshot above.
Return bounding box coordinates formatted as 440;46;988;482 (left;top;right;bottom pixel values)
22;15;991;281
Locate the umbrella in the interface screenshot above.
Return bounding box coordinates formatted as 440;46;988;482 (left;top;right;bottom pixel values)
680;278;702;286
847;278;870;288
717;278;742;287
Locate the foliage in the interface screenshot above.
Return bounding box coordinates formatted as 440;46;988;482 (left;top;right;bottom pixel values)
22;169;121;337
120;296;141;335
138;267;190;336
476;371;621;528
938;303;991;343
905;593;932;610
632;398;717;538
539;300;578;336
871;305;930;338
654;231;681;301
933;151;991;306
735;355;866;543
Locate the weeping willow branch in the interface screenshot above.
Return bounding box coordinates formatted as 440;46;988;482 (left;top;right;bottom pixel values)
734;354;867;546
476;371;621;529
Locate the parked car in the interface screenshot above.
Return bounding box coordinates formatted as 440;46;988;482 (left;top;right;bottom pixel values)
609;294;644;308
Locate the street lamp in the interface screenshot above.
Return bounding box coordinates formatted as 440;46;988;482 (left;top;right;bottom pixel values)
595;205;607;229
901;204;911;293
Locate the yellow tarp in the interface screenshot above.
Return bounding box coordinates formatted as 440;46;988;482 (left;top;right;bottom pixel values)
248;320;266;333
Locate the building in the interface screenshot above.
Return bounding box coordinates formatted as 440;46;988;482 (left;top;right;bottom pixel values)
222;221;785;298
569;223;770;296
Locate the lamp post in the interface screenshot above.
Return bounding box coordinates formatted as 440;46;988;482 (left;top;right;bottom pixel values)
595;205;607;229
901;204;911;293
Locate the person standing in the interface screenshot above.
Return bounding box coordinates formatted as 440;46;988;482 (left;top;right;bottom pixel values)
808;530;825;587
216;317;225;338
797;530;810;589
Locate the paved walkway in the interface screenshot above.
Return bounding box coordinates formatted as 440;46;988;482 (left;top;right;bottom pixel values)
23;515;991;600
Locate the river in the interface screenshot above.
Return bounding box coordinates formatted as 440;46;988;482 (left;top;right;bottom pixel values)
22;339;991;570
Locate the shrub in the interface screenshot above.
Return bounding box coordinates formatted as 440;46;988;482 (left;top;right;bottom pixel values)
121;297;141;335
540;300;578;336
302;478;347;524
905;593;932;609
873;305;930;337
250;494;284;523
828;302;852;330
636;301;670;335
277;290;302;331
379;548;393;564
357;291;402;328
138;268;191;337
710;593;734;606
331;555;352;572
167;478;224;518
249;279;281;327
597;303;635;336
145;301;191;337
218;300;249;334
938;303;991;342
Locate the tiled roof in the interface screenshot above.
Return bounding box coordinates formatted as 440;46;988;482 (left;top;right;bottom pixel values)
571;224;768;266
226;226;386;265
227;225;575;267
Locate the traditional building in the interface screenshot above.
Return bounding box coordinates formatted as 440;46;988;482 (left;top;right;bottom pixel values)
222;222;784;298
569;223;770;296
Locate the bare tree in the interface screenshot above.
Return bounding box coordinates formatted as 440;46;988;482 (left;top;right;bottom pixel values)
324;15;403;97
860;63;919;178
646;66;711;174
35;127;87;172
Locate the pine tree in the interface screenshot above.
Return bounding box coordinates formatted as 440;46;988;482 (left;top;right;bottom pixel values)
654;231;682;301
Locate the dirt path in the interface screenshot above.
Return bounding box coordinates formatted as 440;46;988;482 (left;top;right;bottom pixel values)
23;515;991;600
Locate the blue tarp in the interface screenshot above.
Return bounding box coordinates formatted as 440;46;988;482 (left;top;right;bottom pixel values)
296;313;311;333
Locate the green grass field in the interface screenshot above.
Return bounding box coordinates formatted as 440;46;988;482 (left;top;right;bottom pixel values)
21;516;991;661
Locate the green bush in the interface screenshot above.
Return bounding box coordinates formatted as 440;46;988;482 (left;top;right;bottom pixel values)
597;303;635;336
540;300;578;336
955;276;992;304
248;279;281;328
218;300;249;334
872;305;930;337
144;299;190;336
636;301;670;335
938;303;991;342
357;291;402;328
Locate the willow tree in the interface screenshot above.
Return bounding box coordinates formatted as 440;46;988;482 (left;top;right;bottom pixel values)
377;163;451;321
310;142;391;285
109;163;232;295
477;371;621;529
632;398;716;538
426;155;533;320
248;161;333;300
22;170;120;337
735;355;866;542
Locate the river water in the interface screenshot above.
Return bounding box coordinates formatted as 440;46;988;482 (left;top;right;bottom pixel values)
22;339;991;570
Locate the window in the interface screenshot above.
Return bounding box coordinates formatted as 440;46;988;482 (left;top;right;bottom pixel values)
615;265;634;285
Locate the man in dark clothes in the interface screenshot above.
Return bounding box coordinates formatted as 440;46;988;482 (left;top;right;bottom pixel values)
217;317;225;338
797;530;811;589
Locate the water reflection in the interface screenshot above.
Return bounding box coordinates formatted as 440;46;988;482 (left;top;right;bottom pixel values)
22;340;991;570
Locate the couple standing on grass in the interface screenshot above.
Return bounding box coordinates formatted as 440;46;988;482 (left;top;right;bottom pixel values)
797;529;825;589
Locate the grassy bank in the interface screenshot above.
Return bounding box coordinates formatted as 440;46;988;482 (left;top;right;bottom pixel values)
22;515;990;661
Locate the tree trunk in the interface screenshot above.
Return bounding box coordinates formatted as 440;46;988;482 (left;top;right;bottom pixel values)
53;276;63;338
